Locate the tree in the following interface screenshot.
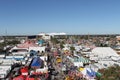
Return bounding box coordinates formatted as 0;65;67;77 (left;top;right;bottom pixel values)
70;46;75;53
7;40;20;45
96;66;120;80
60;43;64;49
51;37;59;45
60;41;65;49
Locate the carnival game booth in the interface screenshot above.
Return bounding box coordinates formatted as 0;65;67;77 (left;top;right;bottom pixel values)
10;46;28;56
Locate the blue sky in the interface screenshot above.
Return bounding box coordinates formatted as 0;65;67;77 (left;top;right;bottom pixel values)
0;0;120;35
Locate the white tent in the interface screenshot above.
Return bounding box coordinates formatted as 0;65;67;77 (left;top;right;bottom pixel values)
29;46;46;53
92;47;119;58
73;62;83;67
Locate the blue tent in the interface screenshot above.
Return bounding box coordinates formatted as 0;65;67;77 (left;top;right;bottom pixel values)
31;57;43;68
38;40;44;45
87;69;96;77
30;50;37;56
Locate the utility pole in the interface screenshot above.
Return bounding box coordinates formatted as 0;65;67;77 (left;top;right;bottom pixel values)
4;29;7;47
88;32;90;40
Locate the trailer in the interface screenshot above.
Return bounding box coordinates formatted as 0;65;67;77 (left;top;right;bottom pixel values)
6;56;24;60
0;65;11;79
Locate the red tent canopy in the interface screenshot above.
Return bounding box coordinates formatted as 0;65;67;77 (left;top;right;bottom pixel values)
20;67;29;76
17;41;38;48
13;75;25;80
26;76;41;80
21;67;28;73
